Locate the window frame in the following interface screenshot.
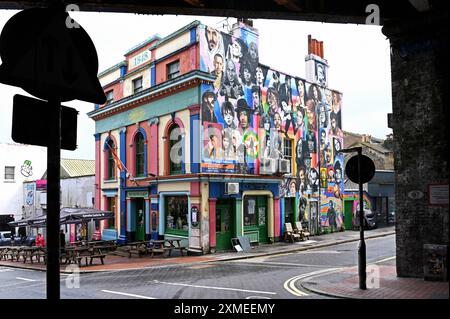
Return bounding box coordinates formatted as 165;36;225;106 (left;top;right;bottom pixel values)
283;138;293;170
105;90;114;105
135;132;145;177
167;60;180;80
164;195;189;237
4;166;15;181
168;125;183;175
107;140;116;180
132;76;143;94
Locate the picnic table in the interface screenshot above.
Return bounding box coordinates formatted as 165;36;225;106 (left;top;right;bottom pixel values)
125;241;148;258
64;245;106;266
164;239;187;257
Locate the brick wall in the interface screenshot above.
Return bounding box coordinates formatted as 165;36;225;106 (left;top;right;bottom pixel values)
383;15;449;277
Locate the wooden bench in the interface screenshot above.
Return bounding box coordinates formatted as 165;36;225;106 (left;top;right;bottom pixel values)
89;254;106;265
150;247;171;257
127;243;147;258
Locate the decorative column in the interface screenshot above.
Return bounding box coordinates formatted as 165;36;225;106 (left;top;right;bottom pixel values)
94;133;101;210
118;127;127;244
274;197;280;239
148;118;159;176
189;105;200;174
208;198;217;253
145;198;150;241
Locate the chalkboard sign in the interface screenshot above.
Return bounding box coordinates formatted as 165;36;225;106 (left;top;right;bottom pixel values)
237;235;252;252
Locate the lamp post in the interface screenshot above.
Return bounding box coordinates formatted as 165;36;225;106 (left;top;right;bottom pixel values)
339;146;367;290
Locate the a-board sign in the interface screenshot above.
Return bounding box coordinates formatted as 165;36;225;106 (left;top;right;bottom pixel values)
237;235;252;252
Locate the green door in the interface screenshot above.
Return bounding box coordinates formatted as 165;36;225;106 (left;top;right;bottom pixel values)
257;196;269;243
344;200;353;230
216;204;233;250
136;198;145;241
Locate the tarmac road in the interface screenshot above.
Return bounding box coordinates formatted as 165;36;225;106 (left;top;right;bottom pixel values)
0;234;395;299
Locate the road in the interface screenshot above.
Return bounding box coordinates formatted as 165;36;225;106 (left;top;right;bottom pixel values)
0;234;395;299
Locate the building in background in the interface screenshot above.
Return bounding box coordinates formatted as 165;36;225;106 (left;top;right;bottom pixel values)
22;159;101;243
0;143;47;227
88;20;345;253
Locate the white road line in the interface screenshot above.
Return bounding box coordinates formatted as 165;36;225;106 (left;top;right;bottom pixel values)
152;280;277;295
284;268;342;297
0;269;14;272
101;290;157;299
373;256;396;263
235;260;341;268
15;277;36;282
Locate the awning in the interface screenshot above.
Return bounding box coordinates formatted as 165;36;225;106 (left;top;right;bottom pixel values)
8;208;114;228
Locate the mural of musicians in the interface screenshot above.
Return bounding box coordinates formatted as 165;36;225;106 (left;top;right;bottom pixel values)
201;90;217;123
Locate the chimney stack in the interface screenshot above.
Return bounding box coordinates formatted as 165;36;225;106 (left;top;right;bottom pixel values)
305;35;328;86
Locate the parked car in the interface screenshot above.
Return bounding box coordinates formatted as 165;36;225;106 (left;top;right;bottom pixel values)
0;231;12;246
354;205;377;230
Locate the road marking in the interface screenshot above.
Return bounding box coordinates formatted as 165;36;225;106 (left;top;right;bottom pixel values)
152;280;277;295
300;250;341;254
373;256;396;263
101;290;156;299
234;260;341;268
0;269;14;272
284;268;342;297
15;277;36;282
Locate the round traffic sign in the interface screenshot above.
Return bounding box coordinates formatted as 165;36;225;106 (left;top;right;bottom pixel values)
345;155;375;184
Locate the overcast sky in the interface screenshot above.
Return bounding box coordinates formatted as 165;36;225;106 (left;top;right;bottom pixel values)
0;10;392;160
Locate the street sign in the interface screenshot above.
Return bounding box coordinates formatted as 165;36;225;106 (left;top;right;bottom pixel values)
0;7;105;104
345;155;375;184
12;94;78;150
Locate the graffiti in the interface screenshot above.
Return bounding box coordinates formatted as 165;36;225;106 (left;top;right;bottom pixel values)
200;23;345;226
20;160;33;177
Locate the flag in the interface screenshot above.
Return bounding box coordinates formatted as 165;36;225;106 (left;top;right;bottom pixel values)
107;142;127;173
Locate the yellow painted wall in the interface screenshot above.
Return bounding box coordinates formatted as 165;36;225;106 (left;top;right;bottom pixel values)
100;68;121;87
123;68;151;98
155;32;190;60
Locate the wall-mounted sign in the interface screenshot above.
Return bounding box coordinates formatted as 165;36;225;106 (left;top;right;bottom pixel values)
429;184;449;206
130;49;151;69
36;179;47;190
127;191;148;198
191;206;199;228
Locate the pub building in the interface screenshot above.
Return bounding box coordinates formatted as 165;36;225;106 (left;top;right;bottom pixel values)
88;20;344;253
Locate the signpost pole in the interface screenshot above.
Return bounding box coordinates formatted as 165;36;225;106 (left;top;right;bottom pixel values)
357;148;367;290
46;96;61;300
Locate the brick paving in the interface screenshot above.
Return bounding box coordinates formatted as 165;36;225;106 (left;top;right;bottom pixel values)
301;265;449;299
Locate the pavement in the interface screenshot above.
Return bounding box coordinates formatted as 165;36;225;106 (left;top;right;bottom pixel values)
1;226;447;299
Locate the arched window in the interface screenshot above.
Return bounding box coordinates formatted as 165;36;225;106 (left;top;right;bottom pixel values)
107;139;116;180
168;125;183;175
135;132;145;177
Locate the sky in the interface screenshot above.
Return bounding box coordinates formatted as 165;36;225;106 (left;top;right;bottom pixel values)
0;10;392;160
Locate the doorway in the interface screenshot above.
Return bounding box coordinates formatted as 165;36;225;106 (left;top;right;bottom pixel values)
135;198;145;241
216;200;234;250
244;196;269;244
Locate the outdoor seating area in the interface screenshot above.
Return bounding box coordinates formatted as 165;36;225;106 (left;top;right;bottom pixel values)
284;222;310;243
116;239;187;258
0;240;118;267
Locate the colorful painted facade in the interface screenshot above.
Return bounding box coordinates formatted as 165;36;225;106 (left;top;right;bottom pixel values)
88;20;345;253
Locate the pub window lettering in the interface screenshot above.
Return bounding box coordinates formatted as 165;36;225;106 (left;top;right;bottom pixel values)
167;60;180;80
4;166;15;180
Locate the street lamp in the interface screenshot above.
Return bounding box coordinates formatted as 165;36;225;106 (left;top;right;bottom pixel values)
338;146;371;290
